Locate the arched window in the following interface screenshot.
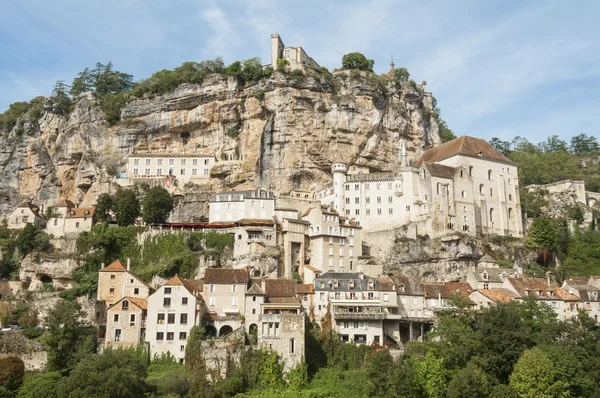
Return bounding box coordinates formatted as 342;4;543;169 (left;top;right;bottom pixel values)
459;169;464;177
488;170;492;180
316;226;320;233
490;188;493;196
479;184;484;195
489;208;495;222
437;183;440;195
508;208;513;219
461;191;466;198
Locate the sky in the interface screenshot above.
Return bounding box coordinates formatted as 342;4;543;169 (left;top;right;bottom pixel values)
1;0;599;143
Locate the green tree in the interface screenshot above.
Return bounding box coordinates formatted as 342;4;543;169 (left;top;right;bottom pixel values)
146;355;190;397
446;362;492;398
0;101;31;132
59;348;148;398
365;349;399;398
562;230;600;276
0;387;12;398
525;217;558;252
509;347;569;398
489;137;512;155
113;189;140;226
0;357;24;391
570;133;599;154
141;186;174;224
392;67;410;82
16;224;50;256
285;361;308;391
539;135;568;153
16;372;62;398
52;80;72;115
93;193;114;223
341;52;375;72
408;350;448;398
429;312;480;369
44;300;96;372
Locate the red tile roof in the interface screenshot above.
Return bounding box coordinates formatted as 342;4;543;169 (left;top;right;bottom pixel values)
296;284;314;294
204;268;249;284
52;199;76;208
100;259;127;272
475;288;519;303
67;207;95;219
107;296;148;311
417;136;514;166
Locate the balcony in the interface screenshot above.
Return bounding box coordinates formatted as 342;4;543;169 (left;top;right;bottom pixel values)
332;306;385;320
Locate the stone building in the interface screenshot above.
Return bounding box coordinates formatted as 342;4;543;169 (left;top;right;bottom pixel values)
392;275;434;344
45;199;94;238
302;206;362;274
105;297;147;348
279;217;310;279
313;272;400;346
7;202;44;230
316;136;524;238
202;268;249;337
125;153;215;186
562;277;600;322
146;276;204;363
270;33;320;71
466;255;521;290
468;288;520;309
209;189;275;223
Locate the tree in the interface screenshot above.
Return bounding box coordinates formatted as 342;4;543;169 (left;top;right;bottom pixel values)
539;135;568;153
407;350;448;398
429;313;480;369
59;348;148;398
446;362;491;398
52;80;72;115
16;224;50;256
562;230;600;276
44;300;96;372
341;52;375;72
93;193;114;223
489;137;512;156
509;347;569;398
365;349;399;397
113;189;140;227
570;133;599;154
286;362;309;391
16;372;62;398
141;187;174;224
0;357;24;391
525;217;558;252
393;67;410;82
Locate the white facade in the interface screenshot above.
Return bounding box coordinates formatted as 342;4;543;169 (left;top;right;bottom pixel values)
145;277;203;363
209;189;275;223
316;136;524;238
7;202;44;230
126;153;215;185
46;200;94;238
271;33;320;71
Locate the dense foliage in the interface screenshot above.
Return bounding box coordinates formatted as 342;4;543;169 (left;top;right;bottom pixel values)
0;357;24;392
0;221;18;278
141;187;174;224
15;224;50;257
341;52;375;72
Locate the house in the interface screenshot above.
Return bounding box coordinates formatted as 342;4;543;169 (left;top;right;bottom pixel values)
392;275;434;344
468;288;520;309
296;283;314;320
302;206;362;274
105;297;147;348
46;199;94;238
316;136;523;238
466;265;520;290
313;272;400;346
270;33;320;71
562;278;600;322
146;276;204;363
7;202;44;230
125;153;216;187
202;268;249;337
501;278;582;320
421;282;475;311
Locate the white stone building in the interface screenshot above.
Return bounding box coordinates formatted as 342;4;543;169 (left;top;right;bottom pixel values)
270;33;320;71
7;202;45;230
562;277;600;323
202;268;249;337
125;153;215;186
209;189;275;223
316;136;524;238
146;276;204;363
45;199;94;238
302;206;362;275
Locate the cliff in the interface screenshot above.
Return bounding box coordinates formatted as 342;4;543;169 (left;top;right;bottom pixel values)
0;71;440;217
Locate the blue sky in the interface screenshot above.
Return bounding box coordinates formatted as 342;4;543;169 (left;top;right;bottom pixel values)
1;0;599;143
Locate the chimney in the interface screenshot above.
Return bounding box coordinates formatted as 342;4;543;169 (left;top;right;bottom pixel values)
261;278;266;292
101;262;105;269
127;258;131;272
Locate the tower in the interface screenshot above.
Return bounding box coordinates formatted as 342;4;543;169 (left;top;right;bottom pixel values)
331;148;348;214
401;140;408;168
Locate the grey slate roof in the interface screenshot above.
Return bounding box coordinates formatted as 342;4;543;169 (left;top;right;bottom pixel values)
314;272;382;292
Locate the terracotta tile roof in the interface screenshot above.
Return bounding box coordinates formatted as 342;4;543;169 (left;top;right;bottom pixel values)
17;201;41;215
553;287;581;301
247;283;265;295
100;259;127;272
107;296;148;311
66;207;95;219
52;199;75;208
304;264;321;273
163;275;202;297
375;277;395;291
263;279;298;298
204;268;249;284
296;284;314;294
265;296;301;304
505;278;557;298
423;163;455;179
422;282;474;302
417;136;514;166
475;288;519;303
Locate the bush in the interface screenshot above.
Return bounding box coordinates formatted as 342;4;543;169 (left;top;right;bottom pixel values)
341;52;374;72
16;372;62;398
16;224;50;256
0;357;24;391
141;187;174;224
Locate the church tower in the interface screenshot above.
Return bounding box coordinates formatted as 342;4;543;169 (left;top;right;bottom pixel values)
331;148;348;214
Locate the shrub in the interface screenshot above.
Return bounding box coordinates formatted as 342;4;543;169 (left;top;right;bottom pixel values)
341;52;374;72
0;357;24;391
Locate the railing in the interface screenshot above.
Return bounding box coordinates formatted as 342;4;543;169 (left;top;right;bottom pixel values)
332;307;385;320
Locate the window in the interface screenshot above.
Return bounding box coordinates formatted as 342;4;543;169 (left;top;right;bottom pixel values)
53;219;58;226
345;197;350;204
509;194;512;201
383;293;389;302
508;208;513;219
389;208;393;214
488;170;492;180
366;197;370;204
181;159;186;165
355;197;359;204
115;329;121;341
167;313;175;324
179;332;187;340
461;191;466;198
290;338;295;354
113;314;119;322
366;209;371;215
130;314;136;325
365;183;370;190
144;168;150;175
354;184;359;190
388;196;393;203
210;297;216;306
111;275;116;280
232;285;237;293
163;298;171;307
489;208;495;223
164;288;172;294
167;332;174;340
180;314;188;324
377;196;382;204
134;159;139;166
490;188;493;196
122;301;129;310
377;208;382;215
350;260;354;270
180;169;185;175
192;168;197;175
157;159;163;165
157;314;165;324
406;206;411;211
355;209;359;215
479;184;484;195
252;308;256;314
182;297;188;305
134;288;139;295
109;288;115;293
169;159;174;165
232;297;238;306
376;183;381;190
156;332;164;340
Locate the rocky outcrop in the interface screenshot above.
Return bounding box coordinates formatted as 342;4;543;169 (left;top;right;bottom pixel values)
0;72;440;218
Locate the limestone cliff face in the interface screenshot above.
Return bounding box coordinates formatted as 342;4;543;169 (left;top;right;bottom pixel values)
0;71;440;216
